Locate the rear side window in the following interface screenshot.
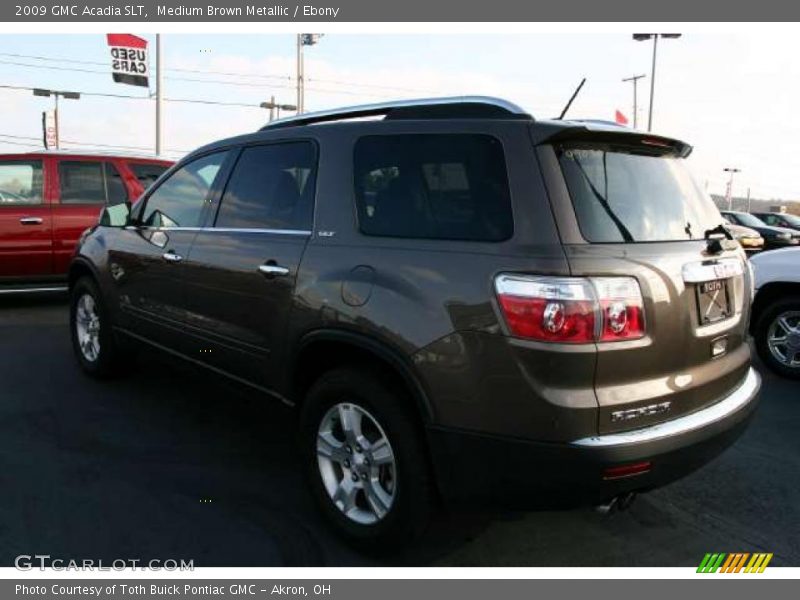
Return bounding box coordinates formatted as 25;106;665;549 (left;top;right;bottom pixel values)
129;162;169;189
354;134;513;242
59;161;128;205
557;145;720;242
0;161;43;205
140;151;228;228
215;142;316;231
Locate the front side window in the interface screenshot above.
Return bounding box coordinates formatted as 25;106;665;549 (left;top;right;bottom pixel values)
0;160;43;205
215;142;316;231
558;145;721;242
354;134;513;242
59;161;129;205
139;151;228;228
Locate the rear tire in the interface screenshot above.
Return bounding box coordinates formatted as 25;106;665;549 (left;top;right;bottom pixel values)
70;276;122;379
754;295;800;380
300;367;434;551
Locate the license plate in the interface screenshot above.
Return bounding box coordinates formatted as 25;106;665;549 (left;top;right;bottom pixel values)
696;279;731;324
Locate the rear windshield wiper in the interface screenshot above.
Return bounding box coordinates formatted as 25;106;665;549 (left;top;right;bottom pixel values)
571;154;634;243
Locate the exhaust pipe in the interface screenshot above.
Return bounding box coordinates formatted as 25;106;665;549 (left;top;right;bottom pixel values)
595;492;637;515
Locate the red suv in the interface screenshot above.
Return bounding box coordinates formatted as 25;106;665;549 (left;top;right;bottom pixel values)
0;151;172;291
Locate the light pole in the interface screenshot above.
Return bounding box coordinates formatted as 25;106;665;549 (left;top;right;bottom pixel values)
260;97;298;122
633;33;681;132
296;33;323;114
155;34;163;157
724;167;741;210
33;88;80;150
622;74;646;129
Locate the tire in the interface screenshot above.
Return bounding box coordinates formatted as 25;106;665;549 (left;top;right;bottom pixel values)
300;367;434;550
754;295;800;380
70;276;122;378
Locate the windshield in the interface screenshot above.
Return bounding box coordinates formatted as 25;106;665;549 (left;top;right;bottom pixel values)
733;212;766;228
557;144;720;243
781;213;800;227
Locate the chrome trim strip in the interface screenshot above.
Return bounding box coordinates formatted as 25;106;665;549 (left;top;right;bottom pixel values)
682;258;744;283
571;367;760;447
0;286;67;294
124;226;311;236
261;96;531;129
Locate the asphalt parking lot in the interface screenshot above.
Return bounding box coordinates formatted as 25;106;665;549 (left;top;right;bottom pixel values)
1;293;798;567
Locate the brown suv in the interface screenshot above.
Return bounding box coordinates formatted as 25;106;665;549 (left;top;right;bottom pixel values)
68;97;760;548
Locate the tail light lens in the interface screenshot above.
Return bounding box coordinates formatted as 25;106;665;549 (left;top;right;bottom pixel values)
592;277;645;342
495;274;645;344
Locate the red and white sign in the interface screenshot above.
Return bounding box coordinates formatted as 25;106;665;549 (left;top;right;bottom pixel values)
614;110;629;126
42;110;57;149
107;33;149;87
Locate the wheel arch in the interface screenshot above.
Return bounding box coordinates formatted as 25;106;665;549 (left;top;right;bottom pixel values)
290;329;436;426
751;281;800;333
67;258;100;291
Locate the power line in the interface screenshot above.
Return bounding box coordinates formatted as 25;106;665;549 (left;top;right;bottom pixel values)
0;83;268;108
0;52;437;97
0;131;188;155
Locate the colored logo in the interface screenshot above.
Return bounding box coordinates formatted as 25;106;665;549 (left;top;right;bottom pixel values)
697;553;773;573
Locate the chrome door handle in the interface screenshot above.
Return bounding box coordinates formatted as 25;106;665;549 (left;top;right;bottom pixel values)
258;264;290;277
19;217;43;225
162;251;183;263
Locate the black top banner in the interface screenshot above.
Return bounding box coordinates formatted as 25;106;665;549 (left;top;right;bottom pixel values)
3;0;799;21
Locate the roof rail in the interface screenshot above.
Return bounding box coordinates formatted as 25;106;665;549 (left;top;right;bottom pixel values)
260;96;532;130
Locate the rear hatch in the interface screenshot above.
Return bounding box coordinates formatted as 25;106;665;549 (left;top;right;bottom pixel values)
538;124;752;434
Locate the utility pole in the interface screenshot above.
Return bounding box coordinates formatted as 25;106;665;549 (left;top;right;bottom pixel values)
633;33;681;132
33;88;80;150
622;74;646;129
724;167;741;210
296;34;323;113
155;34;163;156
747;187;751;212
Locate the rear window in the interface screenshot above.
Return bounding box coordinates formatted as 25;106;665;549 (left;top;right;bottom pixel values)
0;161;43;205
129;162;169;189
354;134;513;242
557;144;720;242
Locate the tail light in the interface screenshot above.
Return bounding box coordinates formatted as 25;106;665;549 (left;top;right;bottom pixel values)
495;274;645;344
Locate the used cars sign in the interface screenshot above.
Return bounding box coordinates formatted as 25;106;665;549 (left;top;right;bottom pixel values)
106;33;149;87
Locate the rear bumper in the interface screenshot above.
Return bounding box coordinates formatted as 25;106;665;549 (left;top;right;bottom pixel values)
427;367;761;508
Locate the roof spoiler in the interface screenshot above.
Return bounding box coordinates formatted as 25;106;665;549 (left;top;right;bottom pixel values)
532;121;693;158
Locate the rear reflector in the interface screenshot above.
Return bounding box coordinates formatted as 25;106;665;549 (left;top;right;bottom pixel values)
602;461;652;480
495;274;645;344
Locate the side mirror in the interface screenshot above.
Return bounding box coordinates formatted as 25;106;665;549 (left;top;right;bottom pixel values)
100;202;132;227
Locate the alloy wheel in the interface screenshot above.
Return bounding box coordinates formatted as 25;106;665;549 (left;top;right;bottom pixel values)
766;310;800;369
75;293;101;362
316;402;396;525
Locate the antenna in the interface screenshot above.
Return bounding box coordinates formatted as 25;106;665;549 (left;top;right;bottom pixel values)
558;78;586;120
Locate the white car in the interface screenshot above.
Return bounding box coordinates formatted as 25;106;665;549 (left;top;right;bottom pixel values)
750;248;800;378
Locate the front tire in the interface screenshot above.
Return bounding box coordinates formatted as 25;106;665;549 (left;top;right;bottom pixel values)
754;295;800;379
70;276;122;378
300;367;434;550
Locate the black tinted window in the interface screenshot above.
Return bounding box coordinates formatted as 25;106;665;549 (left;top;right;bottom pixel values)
0;161;43;205
558;145;720;242
140;151;228;228
215;142;316;230
105;163;129;205
354;134;513;241
129;163;169;189
59;161;106;204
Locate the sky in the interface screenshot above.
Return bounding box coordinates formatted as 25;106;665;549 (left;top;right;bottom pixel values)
0;32;798;200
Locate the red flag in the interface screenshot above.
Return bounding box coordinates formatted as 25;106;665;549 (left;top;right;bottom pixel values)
615;110;629;125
